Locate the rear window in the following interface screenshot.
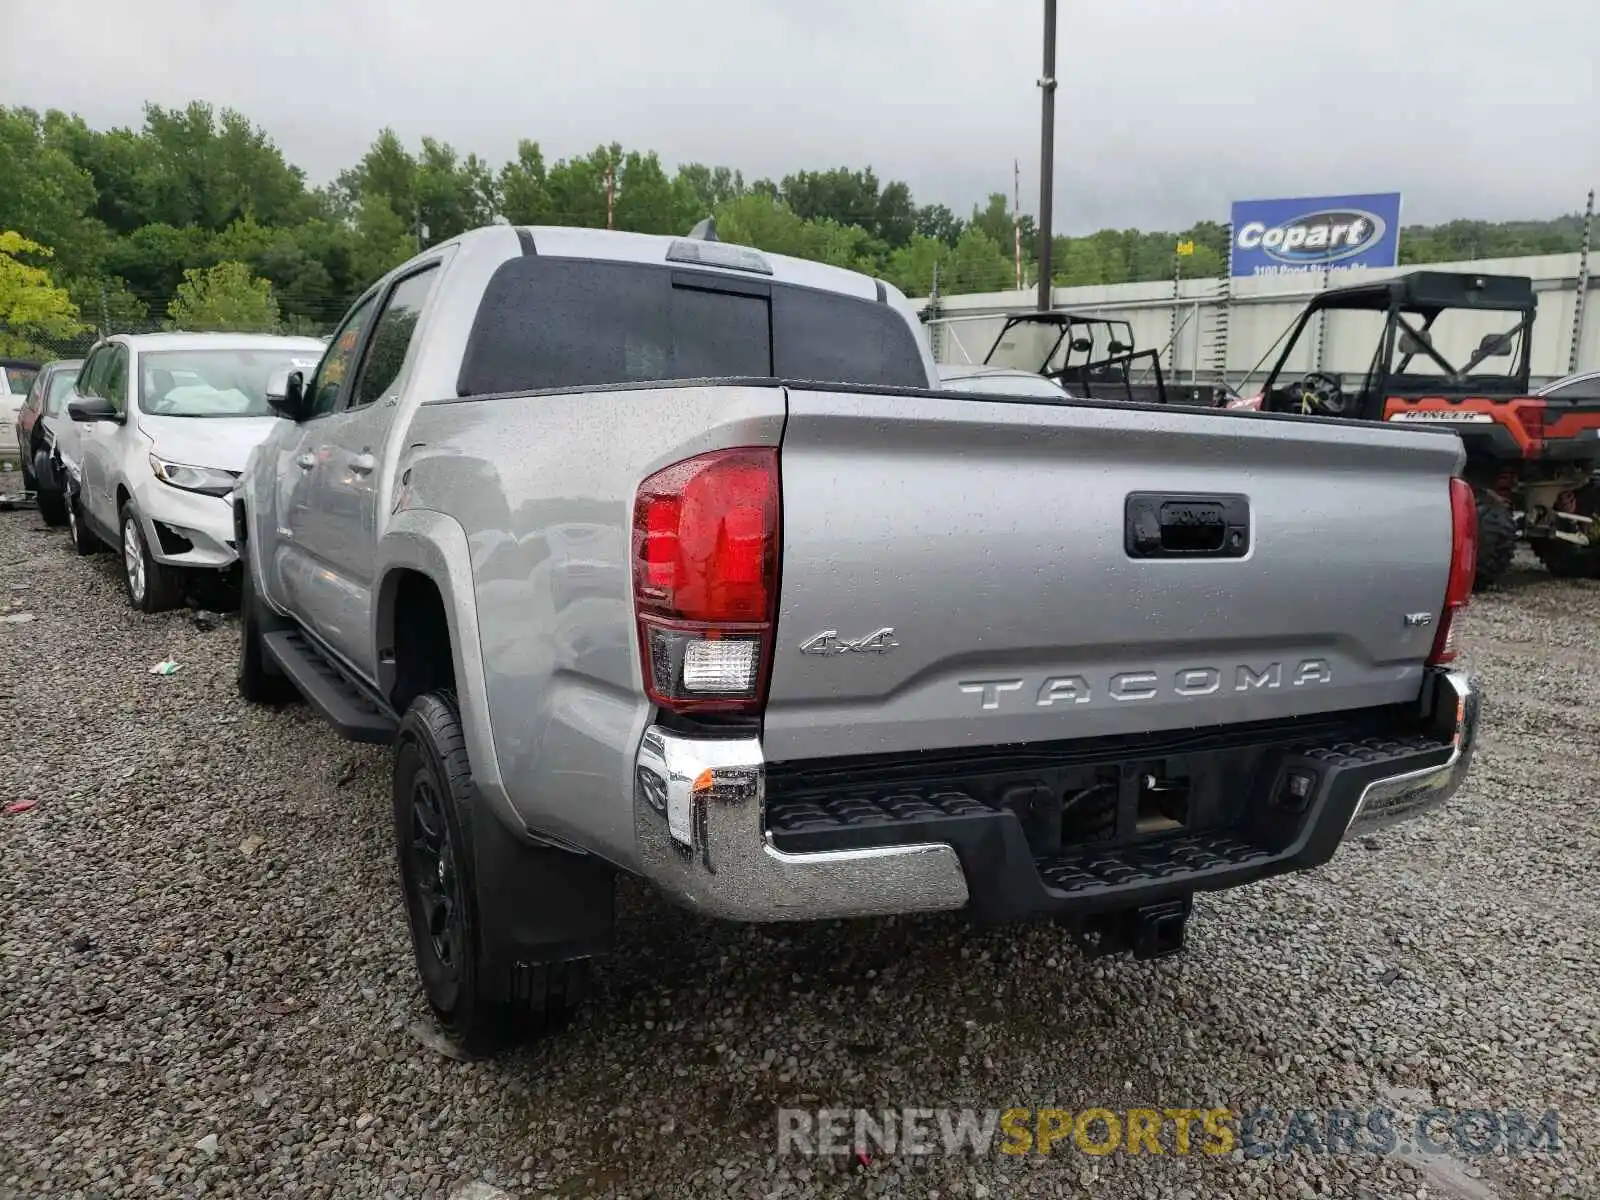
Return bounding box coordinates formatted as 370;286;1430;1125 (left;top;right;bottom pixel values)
457;257;926;397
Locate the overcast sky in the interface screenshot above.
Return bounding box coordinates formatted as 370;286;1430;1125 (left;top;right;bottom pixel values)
5;0;1596;232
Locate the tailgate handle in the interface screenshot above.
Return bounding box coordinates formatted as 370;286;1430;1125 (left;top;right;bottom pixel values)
1125;493;1250;559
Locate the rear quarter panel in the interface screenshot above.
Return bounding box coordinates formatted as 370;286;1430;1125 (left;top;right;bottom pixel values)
400;384;785;866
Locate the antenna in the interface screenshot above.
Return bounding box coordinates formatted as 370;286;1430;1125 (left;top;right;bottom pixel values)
686;217;719;242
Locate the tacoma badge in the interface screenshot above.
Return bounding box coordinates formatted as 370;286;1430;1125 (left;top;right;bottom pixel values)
799;627;899;656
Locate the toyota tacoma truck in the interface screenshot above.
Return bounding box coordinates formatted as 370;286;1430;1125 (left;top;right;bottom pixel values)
234;224;1482;1055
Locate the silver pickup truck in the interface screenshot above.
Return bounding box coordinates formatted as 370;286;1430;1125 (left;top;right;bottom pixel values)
235;224;1482;1055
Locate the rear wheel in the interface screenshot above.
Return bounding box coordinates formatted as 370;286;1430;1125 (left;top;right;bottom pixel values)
393;690;589;1056
1473;494;1517;588
1533;483;1600;579
65;483;100;556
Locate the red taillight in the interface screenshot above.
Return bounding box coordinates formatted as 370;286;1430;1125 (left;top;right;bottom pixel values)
1429;478;1478;665
632;448;780;713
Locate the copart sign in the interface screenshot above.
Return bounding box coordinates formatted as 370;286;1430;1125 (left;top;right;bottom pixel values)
1230;193;1401;278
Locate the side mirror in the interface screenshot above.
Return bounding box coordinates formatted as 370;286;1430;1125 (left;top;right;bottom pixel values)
1476;332;1514;359
1399;329;1433;356
265;368;306;421
67;396;121;423
1108;340;1132;355
1069;337;1094;353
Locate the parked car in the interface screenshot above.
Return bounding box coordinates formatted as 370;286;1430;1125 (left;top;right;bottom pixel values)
61;332;325;610
235;224;1482;1056
1;358;42;492
14;359;82;524
1537;369;1600;400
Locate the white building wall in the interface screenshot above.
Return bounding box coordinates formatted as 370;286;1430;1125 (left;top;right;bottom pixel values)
918;253;1594;387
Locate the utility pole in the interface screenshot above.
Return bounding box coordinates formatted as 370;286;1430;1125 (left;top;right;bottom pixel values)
605;163;616;230
1570;188;1594;374
1034;0;1058;311
1013;159;1023;292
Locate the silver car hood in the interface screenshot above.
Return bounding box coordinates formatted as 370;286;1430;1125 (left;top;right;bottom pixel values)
139;415;284;474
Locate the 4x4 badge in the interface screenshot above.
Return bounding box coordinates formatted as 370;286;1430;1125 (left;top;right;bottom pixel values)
799;627;899;656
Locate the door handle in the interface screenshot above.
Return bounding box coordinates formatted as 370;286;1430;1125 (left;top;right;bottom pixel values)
295;452;316;471
1125;492;1251;559
349;453;376;476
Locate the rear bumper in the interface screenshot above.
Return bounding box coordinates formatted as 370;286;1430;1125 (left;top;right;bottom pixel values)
632;670;1480;922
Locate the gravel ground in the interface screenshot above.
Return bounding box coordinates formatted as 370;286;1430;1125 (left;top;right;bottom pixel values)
1;505;1596;1200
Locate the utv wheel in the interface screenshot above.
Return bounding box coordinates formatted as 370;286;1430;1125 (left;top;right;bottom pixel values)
393;690;589;1057
1473;495;1517;589
1533;483;1600;579
119;502;182;613
237;543;298;704
65;485;99;555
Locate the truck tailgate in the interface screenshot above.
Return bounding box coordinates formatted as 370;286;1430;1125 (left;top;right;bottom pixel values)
763;388;1465;763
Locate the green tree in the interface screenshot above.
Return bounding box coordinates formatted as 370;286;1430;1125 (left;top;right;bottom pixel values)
613;150;699;235
0;107;108;279
0;231;87;355
675;163;744;216
916;203;965;247
942;227;1013;294
969;193;1013;250
498;140;553;225
62;274;148;334
885;233;952;296
104;222;213;304
349;194;414;287
166;260;280;332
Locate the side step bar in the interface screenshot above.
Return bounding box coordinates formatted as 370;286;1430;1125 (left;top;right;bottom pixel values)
261;630;398;744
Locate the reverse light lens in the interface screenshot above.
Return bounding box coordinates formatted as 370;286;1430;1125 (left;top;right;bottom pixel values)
682;637;759;693
149;455;237;496
632;448;780;713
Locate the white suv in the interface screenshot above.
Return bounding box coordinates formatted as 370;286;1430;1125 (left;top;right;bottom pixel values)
62;332;325;611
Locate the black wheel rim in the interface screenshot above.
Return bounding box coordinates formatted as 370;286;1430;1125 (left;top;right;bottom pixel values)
408;776;463;979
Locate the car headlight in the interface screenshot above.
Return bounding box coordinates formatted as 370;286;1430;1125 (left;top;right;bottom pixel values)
149;455;237;497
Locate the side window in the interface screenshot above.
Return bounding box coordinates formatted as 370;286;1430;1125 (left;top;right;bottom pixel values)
351;265;439;408
103;347;129;414
76;349;105;400
307;295;379;418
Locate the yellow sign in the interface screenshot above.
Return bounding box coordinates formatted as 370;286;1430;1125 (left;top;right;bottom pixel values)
1176;240;1196;257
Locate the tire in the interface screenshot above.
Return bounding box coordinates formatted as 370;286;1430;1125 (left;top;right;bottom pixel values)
1473;494;1517;589
65;482;100;556
1533;483;1600;579
119;502;183;613
34;454;66;527
237;541;298;704
393;690;589;1057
